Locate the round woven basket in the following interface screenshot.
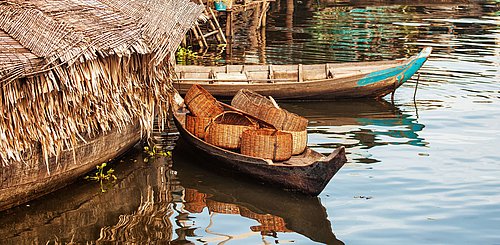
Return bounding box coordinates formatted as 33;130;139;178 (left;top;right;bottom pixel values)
206;199;240;214
285;129;307;155
205;111;258;149
231;89;308;131
183;189;206;213
186;114;211;139
184;84;224;118
241;128;292;161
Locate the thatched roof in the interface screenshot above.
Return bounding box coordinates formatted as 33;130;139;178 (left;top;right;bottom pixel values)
0;0;203;167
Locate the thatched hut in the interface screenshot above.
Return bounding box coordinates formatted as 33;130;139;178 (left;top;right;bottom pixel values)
0;0;203;211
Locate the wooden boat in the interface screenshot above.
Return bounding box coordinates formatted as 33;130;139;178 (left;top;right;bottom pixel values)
0;124;142;212
172;94;347;196
173;47;432;100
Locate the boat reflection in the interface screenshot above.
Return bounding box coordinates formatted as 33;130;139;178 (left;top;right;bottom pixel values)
172;141;344;244
280;99;426;163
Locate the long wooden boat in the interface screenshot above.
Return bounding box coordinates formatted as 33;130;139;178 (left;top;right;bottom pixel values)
0;123;142;212
174;47;432;100
172;95;347;196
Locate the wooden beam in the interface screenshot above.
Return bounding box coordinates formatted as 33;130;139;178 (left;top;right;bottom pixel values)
298;64;303;82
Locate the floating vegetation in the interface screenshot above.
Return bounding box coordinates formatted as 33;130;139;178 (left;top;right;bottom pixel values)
84;163;117;193
143;145;171;163
176;46;199;65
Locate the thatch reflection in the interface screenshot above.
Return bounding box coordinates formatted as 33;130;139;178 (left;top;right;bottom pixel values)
97;186;174;243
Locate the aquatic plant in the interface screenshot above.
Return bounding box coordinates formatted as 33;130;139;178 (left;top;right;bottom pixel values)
176;46;199;65
84;163;117;192
143;145;171;163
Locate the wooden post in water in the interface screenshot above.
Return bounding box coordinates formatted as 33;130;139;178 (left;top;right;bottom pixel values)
260;0;268;28
413;73;420;100
225;0;233;43
224;0;233;62
286;0;294;43
259;20;267;64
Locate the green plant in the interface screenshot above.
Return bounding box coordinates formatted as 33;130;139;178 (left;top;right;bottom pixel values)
143;145;171;163
84;162;117;192
176;46;198;65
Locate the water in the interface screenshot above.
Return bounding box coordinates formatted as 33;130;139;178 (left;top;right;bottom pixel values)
1;0;499;244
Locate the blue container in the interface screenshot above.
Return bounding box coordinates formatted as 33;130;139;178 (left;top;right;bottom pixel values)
214;1;226;11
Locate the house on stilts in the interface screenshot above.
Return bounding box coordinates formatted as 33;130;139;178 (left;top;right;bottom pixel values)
0;0;203;211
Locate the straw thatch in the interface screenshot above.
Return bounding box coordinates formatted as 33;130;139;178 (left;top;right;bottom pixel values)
0;0;204;167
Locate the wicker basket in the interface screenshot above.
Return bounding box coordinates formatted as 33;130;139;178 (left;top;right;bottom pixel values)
184;84;224;118
186;114;211;139
206;199;240;214
283;129;307;155
183;189;206;213
231;89;308;131
241;129;292;161
205;111;258;149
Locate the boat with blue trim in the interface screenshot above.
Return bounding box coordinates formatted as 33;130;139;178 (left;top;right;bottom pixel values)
174;47;432;100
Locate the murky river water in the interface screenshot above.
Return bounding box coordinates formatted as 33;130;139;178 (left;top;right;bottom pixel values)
1;0;499;244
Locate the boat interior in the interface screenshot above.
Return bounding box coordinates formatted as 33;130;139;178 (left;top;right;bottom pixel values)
174;106;330;167
174;59;407;84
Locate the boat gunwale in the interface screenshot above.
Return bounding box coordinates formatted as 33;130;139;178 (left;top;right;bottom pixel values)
173;47;430;84
172;47;432;100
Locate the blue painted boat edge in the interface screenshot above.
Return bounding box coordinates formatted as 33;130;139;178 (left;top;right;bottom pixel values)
357;47;432;87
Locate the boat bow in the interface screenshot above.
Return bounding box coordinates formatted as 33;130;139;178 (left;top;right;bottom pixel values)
357;47;432;88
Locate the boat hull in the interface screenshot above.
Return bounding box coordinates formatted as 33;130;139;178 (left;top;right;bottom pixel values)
173;112;346;196
0;123;142;211
174;74;401;100
174;47;432;100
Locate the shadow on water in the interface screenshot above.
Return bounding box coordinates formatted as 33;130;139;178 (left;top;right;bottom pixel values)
0;145;151;243
172;139;344;245
280;99;427;163
0;139;344;244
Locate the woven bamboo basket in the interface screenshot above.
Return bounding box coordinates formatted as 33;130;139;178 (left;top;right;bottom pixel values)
183;189;206;213
184;189;206;203
206;199;240;214
249;217;289;232
184;84;224;118
205;111;258;149
285;129;307;155
231;89;308;131
241;129;292;161
184;203;206;213
239;206;259;219
186;114;211;139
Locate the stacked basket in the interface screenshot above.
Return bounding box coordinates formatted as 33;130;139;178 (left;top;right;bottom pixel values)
184;84;224;139
183;189;207;213
204;111;258;149
206;199;241;214
231;89;308;156
183;85;309;163
241;129;293;161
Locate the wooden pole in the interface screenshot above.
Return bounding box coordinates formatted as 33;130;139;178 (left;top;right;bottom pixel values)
191;26;204;48
413;73;420;100
260;0;268;28
260;22;266;64
286;0;294;43
226;10;232;42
